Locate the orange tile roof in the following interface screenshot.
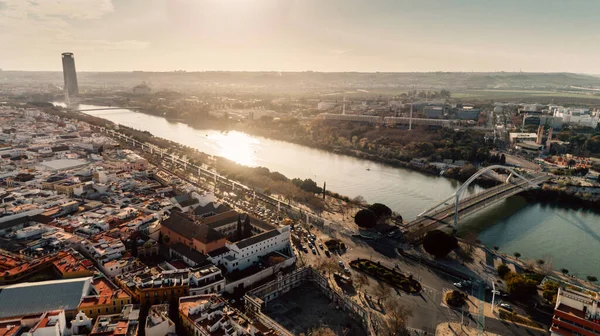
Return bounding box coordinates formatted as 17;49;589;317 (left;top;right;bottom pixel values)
1;252;66;277
0;320;22;336
52;253;94;275
79;277;130;308
114;321;128;336
0;254;21;271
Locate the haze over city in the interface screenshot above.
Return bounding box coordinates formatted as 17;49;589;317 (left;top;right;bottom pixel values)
2;0;600;73
2;1;600;336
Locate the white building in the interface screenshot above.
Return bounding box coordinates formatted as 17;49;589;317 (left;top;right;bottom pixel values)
209;226;292;273
179;294;266;336
188;264;226;295
551;286;600;336
145;304;175;336
509;132;538;144
101;257;144;278
81;237;126;264
70;311;93;335
29;310;68;336
15;224;53;239
553;107;599;128
0;310;68;336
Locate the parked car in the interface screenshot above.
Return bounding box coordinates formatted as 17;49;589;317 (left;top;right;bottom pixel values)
344;267;351;274
499;303;512;311
338;260;344;267
454;280;472;289
324;250;331;257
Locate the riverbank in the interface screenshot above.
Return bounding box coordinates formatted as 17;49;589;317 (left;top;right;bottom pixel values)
44;103;600;278
106;103;503;188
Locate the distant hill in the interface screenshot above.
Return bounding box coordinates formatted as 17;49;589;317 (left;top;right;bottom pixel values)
3;71;600;93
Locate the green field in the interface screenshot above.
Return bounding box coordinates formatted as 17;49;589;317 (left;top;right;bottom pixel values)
452;89;600;102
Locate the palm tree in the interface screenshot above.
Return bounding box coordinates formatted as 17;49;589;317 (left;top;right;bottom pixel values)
561;268;569;275
493;246;499;252
514;252;521;260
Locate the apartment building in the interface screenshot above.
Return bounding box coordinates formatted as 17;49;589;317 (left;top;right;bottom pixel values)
89;305;140;336
551;286;600;336
78;276;132;320
115;268;190;307
144;304;175;336
179;294;279;336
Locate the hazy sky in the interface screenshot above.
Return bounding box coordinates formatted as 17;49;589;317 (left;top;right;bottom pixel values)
2;0;600;72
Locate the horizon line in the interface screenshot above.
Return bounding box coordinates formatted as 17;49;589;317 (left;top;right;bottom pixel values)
1;70;598;76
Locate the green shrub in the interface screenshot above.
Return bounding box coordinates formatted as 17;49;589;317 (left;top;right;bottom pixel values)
446;290;466;307
497;264;510;279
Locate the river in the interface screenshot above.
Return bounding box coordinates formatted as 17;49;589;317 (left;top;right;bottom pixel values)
62;103;600;279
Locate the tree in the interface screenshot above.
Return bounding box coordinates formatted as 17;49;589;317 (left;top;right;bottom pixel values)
236;215;243;241
368;203;393;220
380;299;412;336
514;252;521;260
499;154;506;165
446;290;467;307
493;245;500;251
307;327;336;336
506;273;538;298
353;195;366;205
440;89;451;99
497;264;511;279
537;259;545;266
561;268;569;275
423;230;458;258
542;281;559;304
354;209;378;229
459;164;478;180
587;276;598;282
567;159;576;169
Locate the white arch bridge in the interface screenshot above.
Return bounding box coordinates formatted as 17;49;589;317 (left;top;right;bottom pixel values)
404;165;550;241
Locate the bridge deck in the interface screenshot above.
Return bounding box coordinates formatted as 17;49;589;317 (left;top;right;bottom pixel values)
405;174;549;240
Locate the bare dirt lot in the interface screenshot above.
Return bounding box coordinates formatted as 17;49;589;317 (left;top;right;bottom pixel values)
265;284;367;336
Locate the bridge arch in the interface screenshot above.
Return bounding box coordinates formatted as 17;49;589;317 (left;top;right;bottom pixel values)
418;165;541;230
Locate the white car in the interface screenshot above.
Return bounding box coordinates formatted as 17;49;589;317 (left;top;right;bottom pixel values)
499;303;512;311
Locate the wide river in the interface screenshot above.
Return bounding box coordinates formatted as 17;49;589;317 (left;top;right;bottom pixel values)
66;104;600;279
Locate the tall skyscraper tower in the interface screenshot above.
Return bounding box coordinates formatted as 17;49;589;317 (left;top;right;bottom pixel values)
61;52;79;96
